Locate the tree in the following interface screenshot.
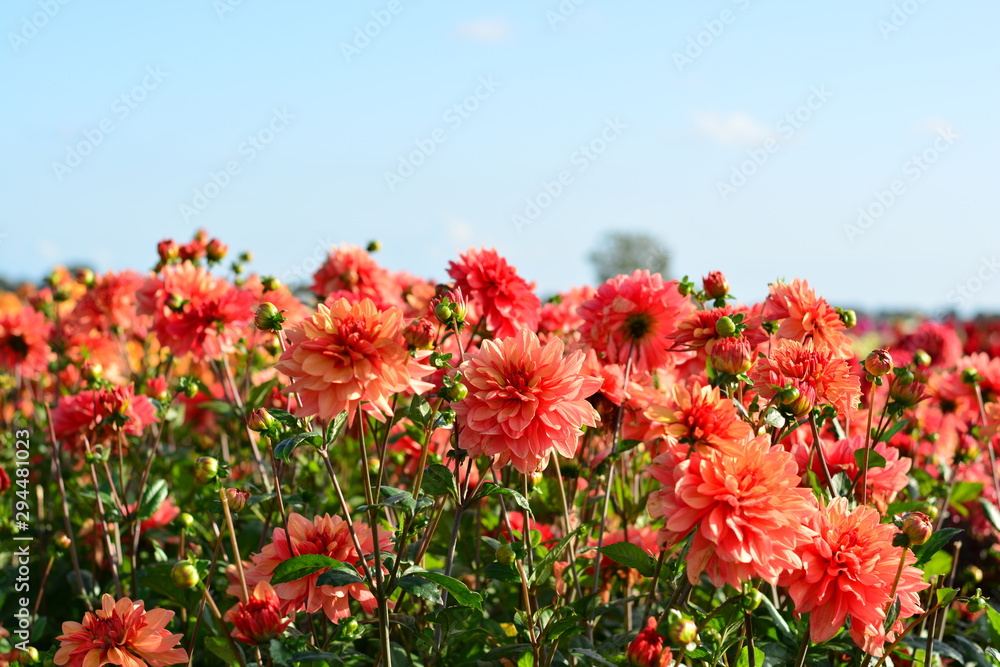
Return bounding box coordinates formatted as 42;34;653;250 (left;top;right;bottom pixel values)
588;231;671;284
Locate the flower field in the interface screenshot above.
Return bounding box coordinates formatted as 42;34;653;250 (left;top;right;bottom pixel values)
2;231;1000;666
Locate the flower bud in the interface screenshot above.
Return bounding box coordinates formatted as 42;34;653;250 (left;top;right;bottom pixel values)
171;560;200;589
913;350;932;367
667;613;698;645
710;336;753;375
342;617;361;637
496;543;516;565
368;457;381;474
76;268;96;287
961;367;982;385
178;512;195;529
206;238;228;263
254;302;286;332
167;293;187;312
702;271;729;300
195;456;219;484
965;565;983;584
627;617;673;667
25;646;39;663
53;531;72;551
246;408;276;433
966;589;987;613
714;315;737;338
890;377;926;408
260;276;281;292
741;588;764;612
367;240;381;253
444;382;468;402
157;239;180;263
837;307;857;329
403;319;435;350
82;361;103;383
864;349;893;377
434;302;453;323
224;488;251;512
183;382;199;399
900;511;933;546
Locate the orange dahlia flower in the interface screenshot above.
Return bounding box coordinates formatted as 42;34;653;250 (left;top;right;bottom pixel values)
751;338;861;417
764;279;853;359
224;581;293;645
648;435;817;587
447;247;540;339
645;382;752;452
0;304;52;377
239;512;393;624
454;329;601;474
784;497;927;655
54;594;188;667
277;298;429;424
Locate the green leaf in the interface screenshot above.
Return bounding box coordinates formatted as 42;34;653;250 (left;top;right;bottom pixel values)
935;587;957;607
476;483;532;515
594;542;657;577
949;481;984;515
422;463;458;499
325;410;349;444
854;448;887;471
266;408;301;427
138;479;169;521
484;561;521;583
985;605;1000;648
314;560;365;587
247;378;278;411
912;527;963;567
272;554;344;585
291;652;346;664
759;594;794;644
829;471;852;499
398;574;443;605
735;646;766;667
408;395;432;427
617;439;643;454
921;549;953;578
530;523;591;587
273;431;322;461
949;635;992;667
763;407;785;430
570;649;617;667
877;418;910;443
205;637;242;666
407;571;482;611
980;499;1000;533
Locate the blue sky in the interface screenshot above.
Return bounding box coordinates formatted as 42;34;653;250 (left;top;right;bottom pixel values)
2;0;998;314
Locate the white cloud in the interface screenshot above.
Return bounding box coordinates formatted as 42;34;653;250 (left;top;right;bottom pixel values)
454;17;512;43
692;111;773;148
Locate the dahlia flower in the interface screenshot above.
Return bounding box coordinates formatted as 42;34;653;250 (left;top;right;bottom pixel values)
0;304;52;377
138;262;256;360
750;338;861;416
764;279;853;359
70;270;145;335
224;581;293;645
239;512;393;624
454;328;601;473
277;298;429;425
648;435;817;587
54;594;188;667
311;243;401;308
784;498;927;655
645;382;753;452
52;383;158;453
447;247;540;339
578;270;695;373
626;617;674;667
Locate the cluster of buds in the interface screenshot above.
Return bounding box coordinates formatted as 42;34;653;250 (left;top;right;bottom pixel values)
835;306;858;329
433;287;469;331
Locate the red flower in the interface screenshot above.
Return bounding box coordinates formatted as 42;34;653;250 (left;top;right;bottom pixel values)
454;329;601;473
238;513;393;624
750;339;861;417
52;384;158;453
0;305;52;377
764;279;853;359
648;435;817;587
579;270;695;373
784;498;927;655
277;298;428;425
670;305;767;353
626;617;673;667
138;263;256;361
447;247;540;339
70;270;146;335
224;581;293;645
54;594;188;667
311;243;400;307
0;467;10;494
645;382;753;452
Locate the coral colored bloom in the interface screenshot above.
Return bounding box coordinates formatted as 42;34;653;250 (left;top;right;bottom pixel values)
224;582;293;645
52;384;158;453
447;247;540;338
239;513;393;624
538;286;596;341
750;338;861;417
783;498;927;655
648;435;817;587
0;305;52;377
454;329;602;473
70;270;146;335
277;298;428;425
138;263;256;360
764;279;853;359
645;382;753;452
670;305;767;353
816;435;911;513
311;243;401;307
54;594;188;667
578;270;695;373
627;617;674;667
